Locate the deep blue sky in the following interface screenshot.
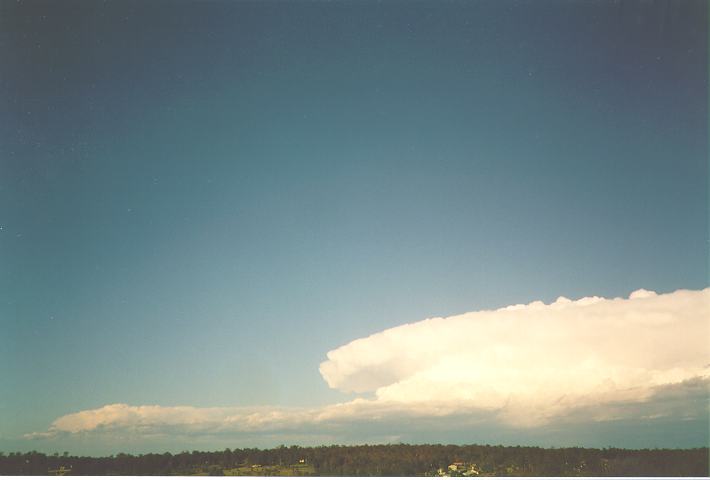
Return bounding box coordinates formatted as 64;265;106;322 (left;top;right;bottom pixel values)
1;0;707;454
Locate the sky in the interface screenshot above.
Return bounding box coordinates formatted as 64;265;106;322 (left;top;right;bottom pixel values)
0;0;708;456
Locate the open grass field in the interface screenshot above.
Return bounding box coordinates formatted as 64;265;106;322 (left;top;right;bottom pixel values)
222;463;316;476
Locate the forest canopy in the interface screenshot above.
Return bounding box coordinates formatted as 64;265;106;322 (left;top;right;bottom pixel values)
1;443;707;476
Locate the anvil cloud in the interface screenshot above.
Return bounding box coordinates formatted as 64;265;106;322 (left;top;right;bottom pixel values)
29;288;710;441
320;288;710;425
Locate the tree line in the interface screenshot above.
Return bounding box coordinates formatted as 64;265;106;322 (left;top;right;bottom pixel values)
0;443;707;476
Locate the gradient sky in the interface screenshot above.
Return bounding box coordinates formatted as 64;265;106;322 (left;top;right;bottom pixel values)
1;0;708;455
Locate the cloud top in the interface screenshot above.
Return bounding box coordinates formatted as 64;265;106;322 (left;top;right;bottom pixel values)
320;288;710;425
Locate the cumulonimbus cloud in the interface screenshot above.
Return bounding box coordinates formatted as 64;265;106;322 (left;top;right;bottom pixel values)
27;288;710;440
320;288;710;425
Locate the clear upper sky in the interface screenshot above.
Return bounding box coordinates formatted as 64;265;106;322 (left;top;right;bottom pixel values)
1;0;707;455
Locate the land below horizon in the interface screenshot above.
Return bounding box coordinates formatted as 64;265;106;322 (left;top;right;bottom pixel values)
2;443;707;476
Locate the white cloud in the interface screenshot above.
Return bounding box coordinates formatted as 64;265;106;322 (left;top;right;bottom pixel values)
320;288;710;426
28;288;710;443
28;404;342;439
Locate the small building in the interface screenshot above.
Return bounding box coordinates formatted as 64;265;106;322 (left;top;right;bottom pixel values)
462;464;480;476
48;466;72;476
448;462;466;472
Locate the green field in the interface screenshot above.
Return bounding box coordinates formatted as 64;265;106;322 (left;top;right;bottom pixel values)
222;463;316;476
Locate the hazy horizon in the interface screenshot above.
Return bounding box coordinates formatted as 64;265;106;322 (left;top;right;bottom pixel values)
1;0;708;457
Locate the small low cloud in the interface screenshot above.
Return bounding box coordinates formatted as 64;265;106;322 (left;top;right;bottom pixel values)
28;288;710;445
